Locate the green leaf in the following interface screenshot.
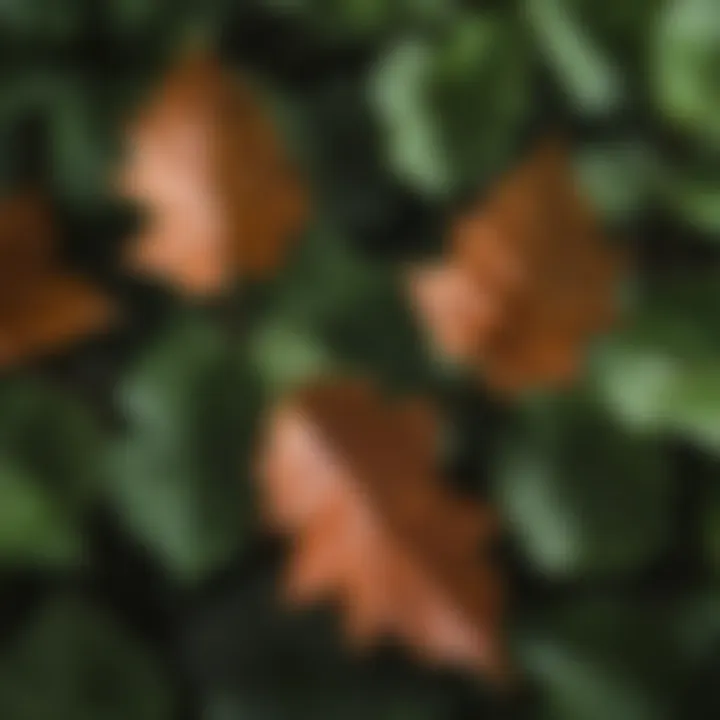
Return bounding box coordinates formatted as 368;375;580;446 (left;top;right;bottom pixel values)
652;0;720;149
592;345;680;431
49;82;113;205
109;314;261;584
574;142;658;224
0;0;83;42
248;321;338;398
249;229;434;394
247;230;359;396
0;378;102;498
496;396;672;577
0;460;82;566
667;173;720;236
0;71;66;183
560;0;663;62
0;597;171;720
665;367;720;448
372;41;451;194
592;277;720;451
371;15;531;196
0;70;126;204
521;600;686;720
525;0;625;115
0;378;102;567
318;269;433;392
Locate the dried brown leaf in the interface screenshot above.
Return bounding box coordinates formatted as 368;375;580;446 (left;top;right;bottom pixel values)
257;378;510;684
0;194;116;367
409;139;625;393
119;51;308;295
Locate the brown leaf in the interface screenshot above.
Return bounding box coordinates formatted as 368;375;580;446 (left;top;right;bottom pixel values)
0;193;116;367
119;51;309;295
409;139;625;393
256;378;510;684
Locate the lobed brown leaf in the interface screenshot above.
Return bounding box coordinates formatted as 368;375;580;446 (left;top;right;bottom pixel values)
256;378;510;684
409;139;626;394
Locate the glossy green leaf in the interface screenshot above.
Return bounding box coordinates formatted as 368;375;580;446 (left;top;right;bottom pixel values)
0;70;123;204
110;315;261;584
496;396;672;576
593;278;720;451
371;15;531;196
652;0;720;148
575;142;658;223
249;229;433;394
561;0;663;62
525;0;624;115
0;379;102;567
248;321;338;398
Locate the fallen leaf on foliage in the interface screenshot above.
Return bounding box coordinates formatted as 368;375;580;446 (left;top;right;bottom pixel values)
409;139;625;393
118;51;309;295
0;193;115;367
256;378;510;684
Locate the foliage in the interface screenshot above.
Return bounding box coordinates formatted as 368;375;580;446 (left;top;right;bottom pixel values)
496;396;673;577
0;1;717;719
0;597;171;720
0;379;101;567
109;314;261;584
